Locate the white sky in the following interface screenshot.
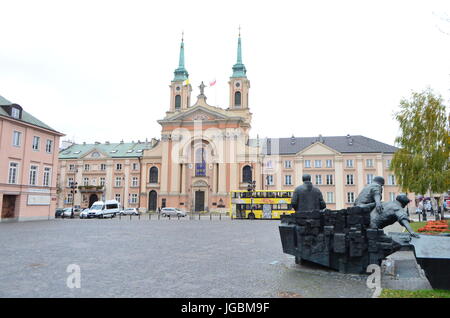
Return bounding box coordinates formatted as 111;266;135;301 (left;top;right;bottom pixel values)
0;0;449;146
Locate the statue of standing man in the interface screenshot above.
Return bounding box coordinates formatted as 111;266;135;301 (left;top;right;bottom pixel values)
291;174;326;213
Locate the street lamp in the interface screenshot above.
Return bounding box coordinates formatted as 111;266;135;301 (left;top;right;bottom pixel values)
69;181;78;218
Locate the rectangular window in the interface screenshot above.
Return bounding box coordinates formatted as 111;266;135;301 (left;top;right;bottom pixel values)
284;160;292;169
115;177;122;187
68;177;74;187
115;194;121;203
266;175;274;185
314;160;322;168
366;174;374;185
326;159;333;168
12;131;21;147
130;193;138;204
132;177;139;187
366;159;374;168
29;165;38;185
84;164;90;171
285;175;292;185
315;174;322;185
100;164;106;171
326;192;334;204
346;174;354;185
347;192;355;203
32;136;40;151
389;192;396;201
69;164;76;171
346;159;354;168
43;167;51;187
116;163;122;171
11;107;20;118
386;160;392;169
83;177;89;186
100;177;106;186
67;193;73;204
132;163;139;170
326;174;333;185
304;160;311;168
388;174;396;185
45;140;53;153
8;162;19;184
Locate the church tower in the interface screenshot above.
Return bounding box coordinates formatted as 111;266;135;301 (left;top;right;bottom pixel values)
169;35;192;112
229;30;250;110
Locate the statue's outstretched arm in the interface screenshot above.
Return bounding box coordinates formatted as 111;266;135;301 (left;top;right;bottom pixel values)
399;219;420;238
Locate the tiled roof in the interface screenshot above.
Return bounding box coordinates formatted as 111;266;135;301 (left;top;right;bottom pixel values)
0;94;60;133
59;141;156;159
252;135;398;155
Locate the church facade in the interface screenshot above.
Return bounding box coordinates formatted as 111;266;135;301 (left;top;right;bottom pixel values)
58;35;410;213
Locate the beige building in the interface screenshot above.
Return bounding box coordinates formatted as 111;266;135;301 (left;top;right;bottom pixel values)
58;35;413;212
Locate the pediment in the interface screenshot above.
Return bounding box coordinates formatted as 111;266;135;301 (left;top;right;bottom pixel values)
81;148;110;159
166;106;231;122
297;142;340;156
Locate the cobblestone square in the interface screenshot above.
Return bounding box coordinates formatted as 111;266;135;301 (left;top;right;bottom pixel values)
0;217;373;298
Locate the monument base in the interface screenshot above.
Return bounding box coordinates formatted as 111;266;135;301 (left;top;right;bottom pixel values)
381;251;432;290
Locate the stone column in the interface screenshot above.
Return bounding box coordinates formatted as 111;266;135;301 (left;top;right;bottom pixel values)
160;139;170;195
181;163;187;194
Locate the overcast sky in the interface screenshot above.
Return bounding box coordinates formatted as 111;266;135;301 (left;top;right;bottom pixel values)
0;0;449;147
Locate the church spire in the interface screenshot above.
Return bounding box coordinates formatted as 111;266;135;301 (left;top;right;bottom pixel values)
173;33;189;82
231;27;247;78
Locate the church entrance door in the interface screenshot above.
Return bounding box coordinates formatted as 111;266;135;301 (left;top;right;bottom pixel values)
195;191;205;212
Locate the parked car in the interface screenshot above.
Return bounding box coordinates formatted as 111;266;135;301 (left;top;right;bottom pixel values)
55;208;65;218
87;200;120;218
120;208;140;215
79;209;90;219
62;207;82;218
161;207;186;217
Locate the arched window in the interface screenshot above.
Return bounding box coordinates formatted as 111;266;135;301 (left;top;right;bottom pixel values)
149;167;158;183
242;165;252;183
234;91;241;107
175;95;181;110
195;147;206;176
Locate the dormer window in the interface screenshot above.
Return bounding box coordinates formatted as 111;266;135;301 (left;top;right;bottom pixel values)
11;107;20;119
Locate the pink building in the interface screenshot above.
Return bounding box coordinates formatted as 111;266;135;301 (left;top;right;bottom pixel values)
0;95;64;222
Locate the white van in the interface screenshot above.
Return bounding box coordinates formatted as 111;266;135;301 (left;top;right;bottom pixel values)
87;200;120;218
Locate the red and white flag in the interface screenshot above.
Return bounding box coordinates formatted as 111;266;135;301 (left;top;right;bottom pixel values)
209;79;216;86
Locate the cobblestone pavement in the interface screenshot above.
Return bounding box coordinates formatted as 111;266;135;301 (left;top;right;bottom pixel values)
0;217;376;298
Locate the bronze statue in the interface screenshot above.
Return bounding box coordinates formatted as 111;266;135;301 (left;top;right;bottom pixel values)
370;194;419;238
354;176;384;213
291;174;326;212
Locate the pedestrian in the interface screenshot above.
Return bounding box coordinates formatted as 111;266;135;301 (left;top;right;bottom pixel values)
157;206;161;214
425;200;432;215
416;200;423;214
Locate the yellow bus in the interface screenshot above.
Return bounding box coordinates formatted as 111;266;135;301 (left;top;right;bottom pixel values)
230;190;295;219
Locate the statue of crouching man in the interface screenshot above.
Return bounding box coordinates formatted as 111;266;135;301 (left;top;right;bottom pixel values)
370;194;420;238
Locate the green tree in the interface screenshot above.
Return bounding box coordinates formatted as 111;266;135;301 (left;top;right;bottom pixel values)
391;88;450;197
